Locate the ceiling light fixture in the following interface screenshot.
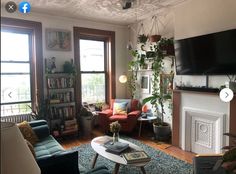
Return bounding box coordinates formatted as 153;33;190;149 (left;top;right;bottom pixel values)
122;0;135;10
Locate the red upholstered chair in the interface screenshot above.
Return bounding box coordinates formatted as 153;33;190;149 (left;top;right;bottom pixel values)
98;99;141;133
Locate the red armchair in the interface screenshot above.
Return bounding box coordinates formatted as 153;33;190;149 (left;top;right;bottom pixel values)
98;99;141;133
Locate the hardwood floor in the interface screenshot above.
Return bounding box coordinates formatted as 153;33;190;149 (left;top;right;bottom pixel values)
60;127;195;164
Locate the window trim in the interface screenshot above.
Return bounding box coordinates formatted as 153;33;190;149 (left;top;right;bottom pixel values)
1;17;43;114
73;27;115;109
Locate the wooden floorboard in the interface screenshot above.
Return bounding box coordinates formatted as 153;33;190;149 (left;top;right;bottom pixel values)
59;127;195;164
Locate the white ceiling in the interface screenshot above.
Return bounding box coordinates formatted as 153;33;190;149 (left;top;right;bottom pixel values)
2;0;189;25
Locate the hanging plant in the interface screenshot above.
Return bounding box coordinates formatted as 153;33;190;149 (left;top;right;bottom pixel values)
159;38;175;56
137;23;148;44
148;16;162;43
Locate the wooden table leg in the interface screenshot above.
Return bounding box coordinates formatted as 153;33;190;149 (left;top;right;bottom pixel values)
140;166;146;174
113;163;120;174
91;153;98;168
139;121;142;137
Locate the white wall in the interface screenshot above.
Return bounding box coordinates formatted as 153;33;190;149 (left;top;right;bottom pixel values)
173;0;236;88
1;9;129;98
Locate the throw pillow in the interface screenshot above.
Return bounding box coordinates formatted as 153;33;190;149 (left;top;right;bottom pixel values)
113;102;128;115
18;121;38;145
25;139;36;158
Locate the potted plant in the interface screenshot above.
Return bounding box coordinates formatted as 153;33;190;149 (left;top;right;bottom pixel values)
159;38;175;56
63;59;76;74
142;42;172;141
138;34;148;44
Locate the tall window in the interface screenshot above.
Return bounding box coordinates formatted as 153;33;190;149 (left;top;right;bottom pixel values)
74;27;115;106
1;31;32;116
80;39;106;103
1;18;43;117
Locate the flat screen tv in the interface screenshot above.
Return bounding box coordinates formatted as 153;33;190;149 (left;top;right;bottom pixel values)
174;29;236;75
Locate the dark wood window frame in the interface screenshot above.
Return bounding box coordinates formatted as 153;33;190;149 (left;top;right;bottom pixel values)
73;27;115;109
1;17;43;113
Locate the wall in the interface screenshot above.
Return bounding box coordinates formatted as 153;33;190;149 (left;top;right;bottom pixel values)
1;9;129;99
173;0;236;88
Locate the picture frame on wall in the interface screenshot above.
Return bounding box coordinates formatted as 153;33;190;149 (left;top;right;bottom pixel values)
141;75;150;94
45;28;71;51
160;73;174;95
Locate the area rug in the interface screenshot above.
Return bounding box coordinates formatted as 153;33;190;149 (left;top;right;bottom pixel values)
72;137;193;174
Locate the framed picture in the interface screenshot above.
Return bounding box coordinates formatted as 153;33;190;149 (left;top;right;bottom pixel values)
160;73;174;95
45;28;71;51
140;75;150;94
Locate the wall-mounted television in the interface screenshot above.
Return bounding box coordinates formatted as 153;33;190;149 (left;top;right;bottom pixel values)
174;29;236;75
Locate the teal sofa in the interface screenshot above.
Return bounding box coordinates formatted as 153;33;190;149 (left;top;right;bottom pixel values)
29;120;109;174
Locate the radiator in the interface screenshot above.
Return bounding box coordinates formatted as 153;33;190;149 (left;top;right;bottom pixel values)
1;114;32;123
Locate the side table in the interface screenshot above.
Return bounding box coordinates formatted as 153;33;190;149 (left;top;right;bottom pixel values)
137;116;157;137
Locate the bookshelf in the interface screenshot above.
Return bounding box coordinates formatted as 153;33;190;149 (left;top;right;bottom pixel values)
46;73;78;138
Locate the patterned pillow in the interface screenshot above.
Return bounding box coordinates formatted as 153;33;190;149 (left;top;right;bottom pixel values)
18;121;38;145
113;102;128;115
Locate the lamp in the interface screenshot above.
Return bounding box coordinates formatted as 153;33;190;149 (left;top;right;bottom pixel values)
119;74;127;83
1;122;40;174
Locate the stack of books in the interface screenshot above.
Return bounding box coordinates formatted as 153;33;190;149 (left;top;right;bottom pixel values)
104;140;129;155
62;119;78;135
122;151;151;164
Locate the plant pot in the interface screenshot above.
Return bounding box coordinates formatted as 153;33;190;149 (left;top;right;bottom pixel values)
153;122;171;141
149;35;161;42
138;34;148;44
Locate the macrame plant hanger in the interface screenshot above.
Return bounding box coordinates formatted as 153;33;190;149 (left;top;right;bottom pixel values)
149;15;161;42
137;22;148;44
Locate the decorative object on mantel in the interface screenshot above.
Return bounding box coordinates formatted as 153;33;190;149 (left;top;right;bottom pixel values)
110;121;121;143
148;15;161;43
45;28;71;51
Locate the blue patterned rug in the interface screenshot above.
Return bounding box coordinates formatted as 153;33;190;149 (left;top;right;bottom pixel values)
72;137;193;174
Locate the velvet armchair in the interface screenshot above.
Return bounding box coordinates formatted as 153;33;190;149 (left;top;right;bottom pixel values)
98;99;141;133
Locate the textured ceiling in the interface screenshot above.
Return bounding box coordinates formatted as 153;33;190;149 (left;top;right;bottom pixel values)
2;0;189;25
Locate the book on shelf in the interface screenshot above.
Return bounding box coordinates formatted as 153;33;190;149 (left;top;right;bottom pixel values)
104;140;129;155
122;151;151;164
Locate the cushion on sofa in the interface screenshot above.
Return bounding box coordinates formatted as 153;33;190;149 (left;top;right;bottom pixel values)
113;102;128;115
34;135;64;160
18;121;39;145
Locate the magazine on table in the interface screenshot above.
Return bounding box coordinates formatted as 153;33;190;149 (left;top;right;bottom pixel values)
122;151;151;164
104;140;129;155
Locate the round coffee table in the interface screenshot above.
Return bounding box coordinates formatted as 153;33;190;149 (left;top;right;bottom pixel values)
91;136;150;174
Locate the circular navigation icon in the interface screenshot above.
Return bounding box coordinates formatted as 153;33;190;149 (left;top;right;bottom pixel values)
219;88;233;102
5;1;17;13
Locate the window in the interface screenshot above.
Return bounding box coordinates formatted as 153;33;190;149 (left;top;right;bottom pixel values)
1;18;43;117
1;31;32;116
80;39;106;103
74;27;115;106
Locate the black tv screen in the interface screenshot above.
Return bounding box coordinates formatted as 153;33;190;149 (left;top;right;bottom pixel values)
174;29;236;75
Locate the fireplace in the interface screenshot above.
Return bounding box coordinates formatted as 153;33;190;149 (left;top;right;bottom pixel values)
172;90;236;154
182;107;226;154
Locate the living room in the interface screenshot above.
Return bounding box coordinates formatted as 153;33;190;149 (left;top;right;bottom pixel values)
1;0;236;174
